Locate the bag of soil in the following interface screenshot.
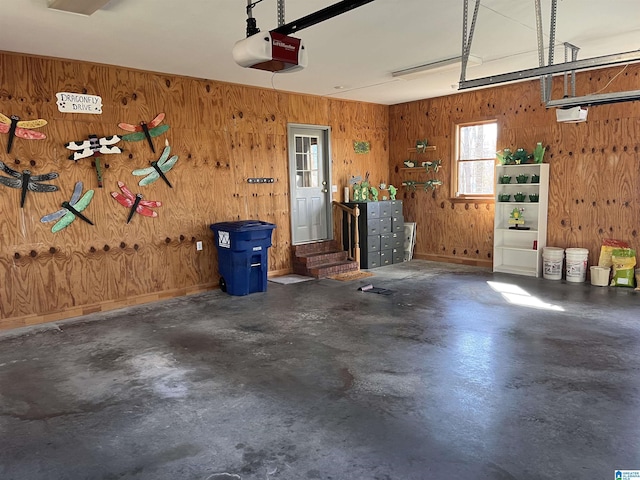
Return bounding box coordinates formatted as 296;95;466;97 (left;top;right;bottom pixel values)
598;239;630;268
610;248;636;287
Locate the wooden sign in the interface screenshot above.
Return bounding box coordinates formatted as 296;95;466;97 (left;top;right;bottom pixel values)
56;92;102;114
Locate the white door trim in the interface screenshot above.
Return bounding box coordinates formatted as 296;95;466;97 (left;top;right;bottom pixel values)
287;123;333;245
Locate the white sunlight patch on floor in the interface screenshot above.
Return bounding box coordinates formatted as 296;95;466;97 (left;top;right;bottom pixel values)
487;281;565;311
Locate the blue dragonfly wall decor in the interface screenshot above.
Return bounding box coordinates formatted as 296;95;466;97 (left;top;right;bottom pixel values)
41;181;94;233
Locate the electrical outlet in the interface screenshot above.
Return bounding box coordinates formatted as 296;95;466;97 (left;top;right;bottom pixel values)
196;241;203;251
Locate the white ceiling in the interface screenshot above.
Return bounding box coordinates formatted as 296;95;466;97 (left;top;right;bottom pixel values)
2;0;640;105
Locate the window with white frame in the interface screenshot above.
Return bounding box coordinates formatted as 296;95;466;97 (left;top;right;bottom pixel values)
453;120;497;199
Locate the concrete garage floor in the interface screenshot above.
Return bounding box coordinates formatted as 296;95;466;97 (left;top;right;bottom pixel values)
1;260;639;480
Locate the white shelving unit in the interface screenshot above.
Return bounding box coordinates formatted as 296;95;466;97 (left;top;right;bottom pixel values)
493;163;549;277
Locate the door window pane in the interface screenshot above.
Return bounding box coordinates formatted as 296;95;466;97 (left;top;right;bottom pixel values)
295;135;320;188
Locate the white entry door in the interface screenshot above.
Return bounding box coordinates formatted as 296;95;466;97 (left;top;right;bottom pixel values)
288;125;332;244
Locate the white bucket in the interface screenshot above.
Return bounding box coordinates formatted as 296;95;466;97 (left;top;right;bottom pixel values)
590;266;610;286
542;247;564;280
565;247;589;283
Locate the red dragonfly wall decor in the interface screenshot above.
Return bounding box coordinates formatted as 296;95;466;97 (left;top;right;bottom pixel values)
0;113;47;154
110;181;162;223
65;134;122;188
118;112;170;153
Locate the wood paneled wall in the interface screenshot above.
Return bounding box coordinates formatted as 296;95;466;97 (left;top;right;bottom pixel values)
0;52;389;329
4;49;637;330
390;63;640;269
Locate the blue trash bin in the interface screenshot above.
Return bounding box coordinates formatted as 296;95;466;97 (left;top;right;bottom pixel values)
210;220;276;296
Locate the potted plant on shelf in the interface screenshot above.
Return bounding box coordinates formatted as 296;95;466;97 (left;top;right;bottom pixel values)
403;159;416;168
498;143;546;165
423;179;443;191
496;148;514;165
422;159;442;173
532;142;546;163
416;139;429;153
513;148;531;164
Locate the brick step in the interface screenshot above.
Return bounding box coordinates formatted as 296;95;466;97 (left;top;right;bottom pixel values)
294;250;348;268
292;240;341;256
292;240;358;279
309;260;359;279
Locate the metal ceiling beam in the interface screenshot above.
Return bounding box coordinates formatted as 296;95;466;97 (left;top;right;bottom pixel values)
546;90;640;108
271;0;376;35
458;49;640;91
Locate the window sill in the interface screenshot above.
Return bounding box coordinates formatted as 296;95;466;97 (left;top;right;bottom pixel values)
450;196;495;204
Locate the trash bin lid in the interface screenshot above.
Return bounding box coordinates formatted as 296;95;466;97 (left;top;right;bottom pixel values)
210;220;276;232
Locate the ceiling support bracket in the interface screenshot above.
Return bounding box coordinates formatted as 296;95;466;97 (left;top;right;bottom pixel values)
562;42;580;99
535;0;556;104
458;0;640;107
245;0;263;37
277;0;285;27
459;0;481;85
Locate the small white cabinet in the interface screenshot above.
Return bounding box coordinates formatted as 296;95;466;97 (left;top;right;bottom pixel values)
493;163;549;277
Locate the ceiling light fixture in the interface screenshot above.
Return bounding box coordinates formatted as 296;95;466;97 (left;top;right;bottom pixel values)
47;0;112;16
392;55;482;80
